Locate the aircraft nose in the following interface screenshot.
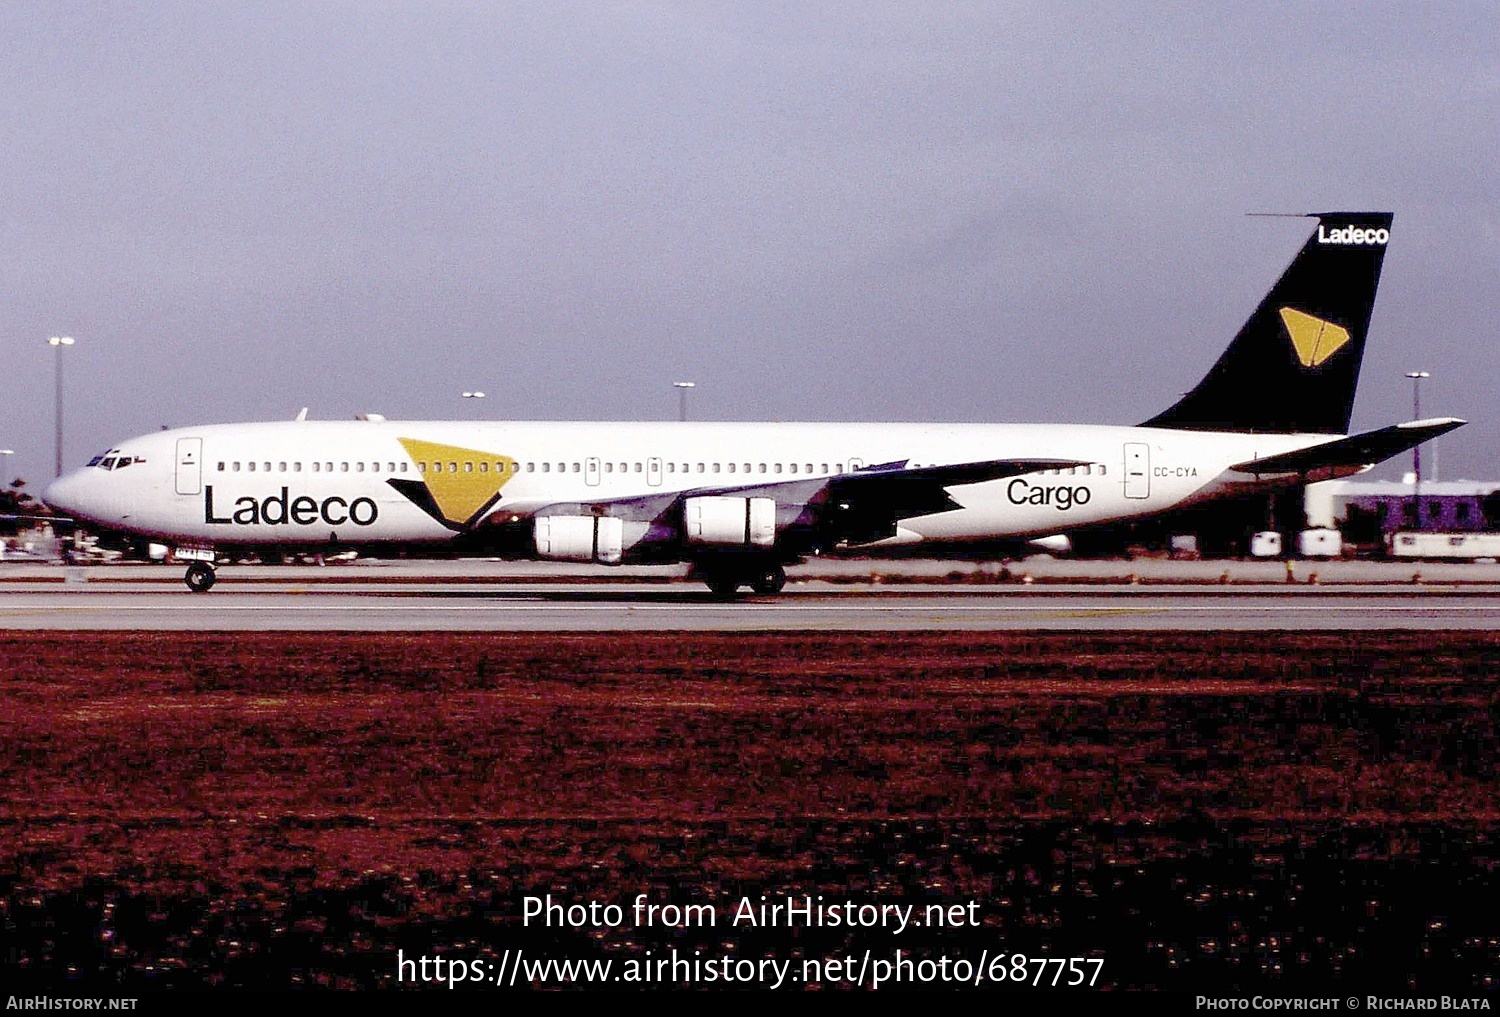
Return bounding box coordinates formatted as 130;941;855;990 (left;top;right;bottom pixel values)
42;474;77;514
42;471;98;522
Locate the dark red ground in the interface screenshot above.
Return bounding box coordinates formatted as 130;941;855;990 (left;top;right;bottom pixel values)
3;631;1499;991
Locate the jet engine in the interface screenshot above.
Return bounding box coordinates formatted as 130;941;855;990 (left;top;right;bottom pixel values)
683;496;776;548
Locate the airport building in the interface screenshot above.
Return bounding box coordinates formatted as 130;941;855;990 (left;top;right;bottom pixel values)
1305;478;1500;536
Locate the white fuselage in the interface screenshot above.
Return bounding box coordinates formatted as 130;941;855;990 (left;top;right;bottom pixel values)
44;418;1324;558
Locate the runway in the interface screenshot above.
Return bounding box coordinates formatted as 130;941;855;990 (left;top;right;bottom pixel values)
4;578;1500;630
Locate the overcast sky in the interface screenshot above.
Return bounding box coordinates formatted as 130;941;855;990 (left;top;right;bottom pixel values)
3;2;1496;490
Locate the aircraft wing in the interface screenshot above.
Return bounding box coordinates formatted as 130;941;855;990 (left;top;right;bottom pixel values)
1230;418;1466;479
478;457;1090;548
788;457;1092;544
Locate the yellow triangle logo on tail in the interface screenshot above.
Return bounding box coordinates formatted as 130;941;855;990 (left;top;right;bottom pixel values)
1280;307;1350;368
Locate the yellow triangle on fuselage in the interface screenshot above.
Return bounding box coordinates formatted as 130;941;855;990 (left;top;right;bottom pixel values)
1280;307;1351;368
397;437;516;526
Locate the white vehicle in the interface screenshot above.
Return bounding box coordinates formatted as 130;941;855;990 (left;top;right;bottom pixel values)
43;212;1463;596
1388;532;1500;560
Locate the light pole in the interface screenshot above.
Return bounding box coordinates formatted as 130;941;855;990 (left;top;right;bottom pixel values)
673;381;696;422
1406;371;1430;529
0;450;10;559
49;337;74;477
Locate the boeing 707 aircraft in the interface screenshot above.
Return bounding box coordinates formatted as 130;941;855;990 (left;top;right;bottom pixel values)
43;212;1463;595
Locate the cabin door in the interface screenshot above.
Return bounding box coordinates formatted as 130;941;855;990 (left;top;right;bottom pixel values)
1123;443;1149;499
175;438;203;496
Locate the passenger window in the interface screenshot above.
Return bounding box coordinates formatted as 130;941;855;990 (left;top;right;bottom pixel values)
836;464;843;473
371;462;380;473
479;462;488;473
605;462;613;473
217;462;225;472
233;462;241;472
312;462;320;473
340;462;349;472
790;463;798;474
1098;464;1107;476
432;462;442;473
727;463;736;473
293;462;302;472
400;463;408;473
526;462;534;473
743;463;751;473
542;462;550;473
821;463;828;473
247;461;255;472
325;463;332;473
278;462;287;472
356;462;365;472
667;463;675;473
464;462;473;473
572;463;580;473
696;463;705;473
448;461;457;473
712;463;720;473
774;464;782;474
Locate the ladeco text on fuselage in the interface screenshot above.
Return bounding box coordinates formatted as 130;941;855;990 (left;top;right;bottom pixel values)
203;486;379;526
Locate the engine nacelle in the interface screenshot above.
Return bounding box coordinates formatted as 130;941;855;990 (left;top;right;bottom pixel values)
534;515;625;564
683;496;776;548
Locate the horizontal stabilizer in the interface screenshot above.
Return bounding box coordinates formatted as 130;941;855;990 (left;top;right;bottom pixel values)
1230;418;1466;477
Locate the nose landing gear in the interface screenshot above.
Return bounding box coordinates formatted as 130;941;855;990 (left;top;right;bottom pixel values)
183;561;217;593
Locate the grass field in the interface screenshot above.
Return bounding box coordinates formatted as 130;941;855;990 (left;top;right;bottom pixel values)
3;632;1498;990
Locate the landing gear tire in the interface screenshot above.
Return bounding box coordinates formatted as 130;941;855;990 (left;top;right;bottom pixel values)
184;562;217;593
749;563;786;596
704;573;742;599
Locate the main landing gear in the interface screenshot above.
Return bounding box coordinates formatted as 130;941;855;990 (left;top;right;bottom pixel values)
700;561;787;599
183;561;217;593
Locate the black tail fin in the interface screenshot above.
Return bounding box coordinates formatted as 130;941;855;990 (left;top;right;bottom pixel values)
1142;212;1392;434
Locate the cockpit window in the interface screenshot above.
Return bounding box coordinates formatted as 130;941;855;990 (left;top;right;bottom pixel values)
114;457;132;469
101;457;117;469
87;455;104;467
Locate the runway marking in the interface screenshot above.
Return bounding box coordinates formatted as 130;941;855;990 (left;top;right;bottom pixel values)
2;603;1496;613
